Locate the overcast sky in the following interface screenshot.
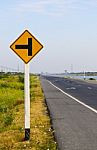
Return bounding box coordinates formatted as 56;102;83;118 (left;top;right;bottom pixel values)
0;0;97;73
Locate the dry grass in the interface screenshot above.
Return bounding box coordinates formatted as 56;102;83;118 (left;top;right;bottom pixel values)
0;74;57;150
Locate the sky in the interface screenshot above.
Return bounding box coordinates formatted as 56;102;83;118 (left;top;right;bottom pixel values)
0;0;97;73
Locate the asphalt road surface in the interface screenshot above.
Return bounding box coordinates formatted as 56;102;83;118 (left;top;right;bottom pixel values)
40;76;97;150
44;76;97;110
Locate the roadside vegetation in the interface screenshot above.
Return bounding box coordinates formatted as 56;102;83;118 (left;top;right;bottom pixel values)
0;73;57;150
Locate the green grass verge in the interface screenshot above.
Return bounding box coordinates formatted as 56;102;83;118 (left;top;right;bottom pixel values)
0;73;57;150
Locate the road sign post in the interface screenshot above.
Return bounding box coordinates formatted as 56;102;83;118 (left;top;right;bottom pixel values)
10;30;43;141
24;63;30;140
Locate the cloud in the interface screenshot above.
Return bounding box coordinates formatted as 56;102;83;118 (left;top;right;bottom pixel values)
12;0;97;16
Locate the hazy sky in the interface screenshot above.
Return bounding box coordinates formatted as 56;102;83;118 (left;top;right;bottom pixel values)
0;0;97;73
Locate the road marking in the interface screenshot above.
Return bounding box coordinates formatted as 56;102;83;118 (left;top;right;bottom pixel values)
71;87;76;90
66;87;76;90
78;85;81;87
88;87;92;90
66;88;71;90
48;81;97;114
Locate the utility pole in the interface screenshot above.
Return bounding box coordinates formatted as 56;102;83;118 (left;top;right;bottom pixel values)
84;71;86;80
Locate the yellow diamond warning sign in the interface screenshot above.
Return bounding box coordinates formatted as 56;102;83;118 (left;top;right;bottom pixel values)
10;30;43;64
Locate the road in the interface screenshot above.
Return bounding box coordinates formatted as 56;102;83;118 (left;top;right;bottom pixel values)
44;76;97;110
40;76;97;150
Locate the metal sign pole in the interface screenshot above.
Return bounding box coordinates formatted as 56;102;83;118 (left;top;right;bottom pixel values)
24;63;30;140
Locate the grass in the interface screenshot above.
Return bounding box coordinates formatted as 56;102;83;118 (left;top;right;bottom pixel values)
0;73;57;150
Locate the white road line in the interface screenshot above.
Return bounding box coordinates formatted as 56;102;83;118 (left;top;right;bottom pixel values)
48;81;97;114
88;87;92;90
66;87;76;90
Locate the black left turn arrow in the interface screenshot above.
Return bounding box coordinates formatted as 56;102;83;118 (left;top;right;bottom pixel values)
15;38;32;56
